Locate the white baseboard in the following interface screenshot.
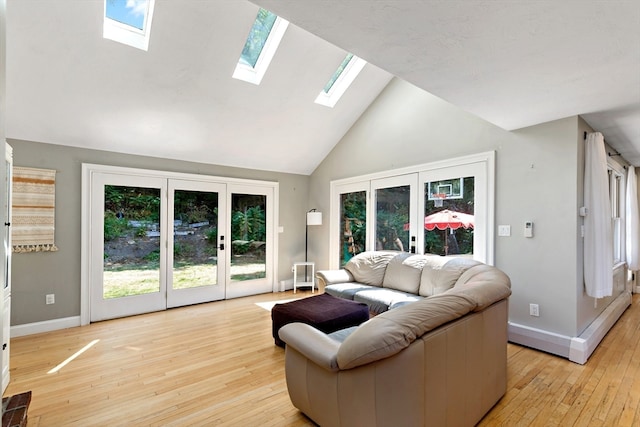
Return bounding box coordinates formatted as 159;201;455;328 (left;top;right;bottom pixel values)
11;316;81;338
509;291;632;365
569;291;631;364
508;322;572;358
277;278;296;292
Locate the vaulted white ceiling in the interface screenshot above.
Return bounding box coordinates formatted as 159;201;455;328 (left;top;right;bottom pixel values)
253;0;640;164
5;1;640;173
5;0;392;175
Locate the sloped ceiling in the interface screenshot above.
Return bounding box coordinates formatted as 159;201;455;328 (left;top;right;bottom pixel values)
5;0;392;175
5;1;640;173
254;0;640;164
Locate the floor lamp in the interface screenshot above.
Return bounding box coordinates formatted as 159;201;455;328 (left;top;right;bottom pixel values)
306;209;322;282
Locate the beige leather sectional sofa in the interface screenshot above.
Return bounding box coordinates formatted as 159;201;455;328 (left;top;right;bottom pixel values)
279;251;512;426
317;251;487;314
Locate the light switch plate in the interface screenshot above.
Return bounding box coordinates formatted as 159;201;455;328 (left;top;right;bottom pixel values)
498;225;511;237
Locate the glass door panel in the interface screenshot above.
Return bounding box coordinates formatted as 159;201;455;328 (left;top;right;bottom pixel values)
230;193;266;282
103;185;162;298
372;175;418;254
91;173;167;322
375;185;410;251
167;180;226;308
423;176;475;256
418;161;489;262
226;185;273;299
340;190;367;267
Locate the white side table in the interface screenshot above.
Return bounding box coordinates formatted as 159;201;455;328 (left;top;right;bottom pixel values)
292;262;315;293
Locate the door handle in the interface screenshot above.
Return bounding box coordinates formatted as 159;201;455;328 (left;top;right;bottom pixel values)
219;243;225;250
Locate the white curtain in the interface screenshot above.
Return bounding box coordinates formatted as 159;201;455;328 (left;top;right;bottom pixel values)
626;166;640;270
584;132;613;298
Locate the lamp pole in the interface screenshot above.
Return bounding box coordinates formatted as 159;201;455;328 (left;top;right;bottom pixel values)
305;209;322;282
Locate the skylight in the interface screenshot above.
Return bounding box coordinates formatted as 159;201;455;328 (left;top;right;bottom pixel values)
103;0;155;51
315;54;367;108
233;8;289;85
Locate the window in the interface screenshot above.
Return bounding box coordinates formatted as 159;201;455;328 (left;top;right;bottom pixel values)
315;54;367;108
340;190;367;267
609;167;624;264
232;9;289;85
103;0;155;51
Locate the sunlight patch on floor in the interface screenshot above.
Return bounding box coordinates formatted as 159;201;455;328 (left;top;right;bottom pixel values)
255;298;300;311
48;339;100;374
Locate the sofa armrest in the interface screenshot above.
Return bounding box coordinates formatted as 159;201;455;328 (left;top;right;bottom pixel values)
316;269;354;287
278;323;341;372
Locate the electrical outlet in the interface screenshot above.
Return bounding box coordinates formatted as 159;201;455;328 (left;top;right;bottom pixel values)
529;303;539;317
46;294;55;305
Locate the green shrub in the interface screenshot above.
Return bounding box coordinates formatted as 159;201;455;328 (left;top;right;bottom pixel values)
144;249;160;262
232;240;251;254
104;214;129;241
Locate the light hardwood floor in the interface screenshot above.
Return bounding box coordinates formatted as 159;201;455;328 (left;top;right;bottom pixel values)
4;291;640;426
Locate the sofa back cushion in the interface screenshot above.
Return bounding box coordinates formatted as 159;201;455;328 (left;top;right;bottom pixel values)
382;253;428;294
448;264;512;311
337;292;477;369
419;257;482;297
344;251;397;287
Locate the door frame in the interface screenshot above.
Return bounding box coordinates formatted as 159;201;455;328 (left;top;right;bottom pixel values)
80;164;279;326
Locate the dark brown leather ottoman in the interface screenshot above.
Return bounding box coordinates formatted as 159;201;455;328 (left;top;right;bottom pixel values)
272;293;369;347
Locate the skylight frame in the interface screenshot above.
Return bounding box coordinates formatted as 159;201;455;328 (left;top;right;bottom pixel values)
315;54;367;108
103;0;156;51
232;9;289;86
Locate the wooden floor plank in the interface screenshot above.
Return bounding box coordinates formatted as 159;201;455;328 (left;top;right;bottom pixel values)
4;291;640;426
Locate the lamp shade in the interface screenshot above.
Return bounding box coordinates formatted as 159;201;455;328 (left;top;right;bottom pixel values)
307;211;323;226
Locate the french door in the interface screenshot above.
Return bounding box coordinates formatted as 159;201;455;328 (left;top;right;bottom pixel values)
90;173;169;321
167;180;227;308
85;166;276;322
330;152;494;268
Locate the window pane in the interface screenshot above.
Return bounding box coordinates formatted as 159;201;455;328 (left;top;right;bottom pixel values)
172;190;219;289
240;9;277;68
230;193;266;281
105;0;148;30
103;185;161;299
324;53;354;93
340;191;366;266
424;177;474;256
376;186;409;252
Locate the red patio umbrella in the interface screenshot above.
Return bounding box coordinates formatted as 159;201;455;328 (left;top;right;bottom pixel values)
423;209;474;255
423;209;474;231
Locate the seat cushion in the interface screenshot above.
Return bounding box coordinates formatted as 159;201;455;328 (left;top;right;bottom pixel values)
325;283;377;300
353;288;423;315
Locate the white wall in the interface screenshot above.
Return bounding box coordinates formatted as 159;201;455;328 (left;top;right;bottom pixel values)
310;77;620;357
7;139;311;326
